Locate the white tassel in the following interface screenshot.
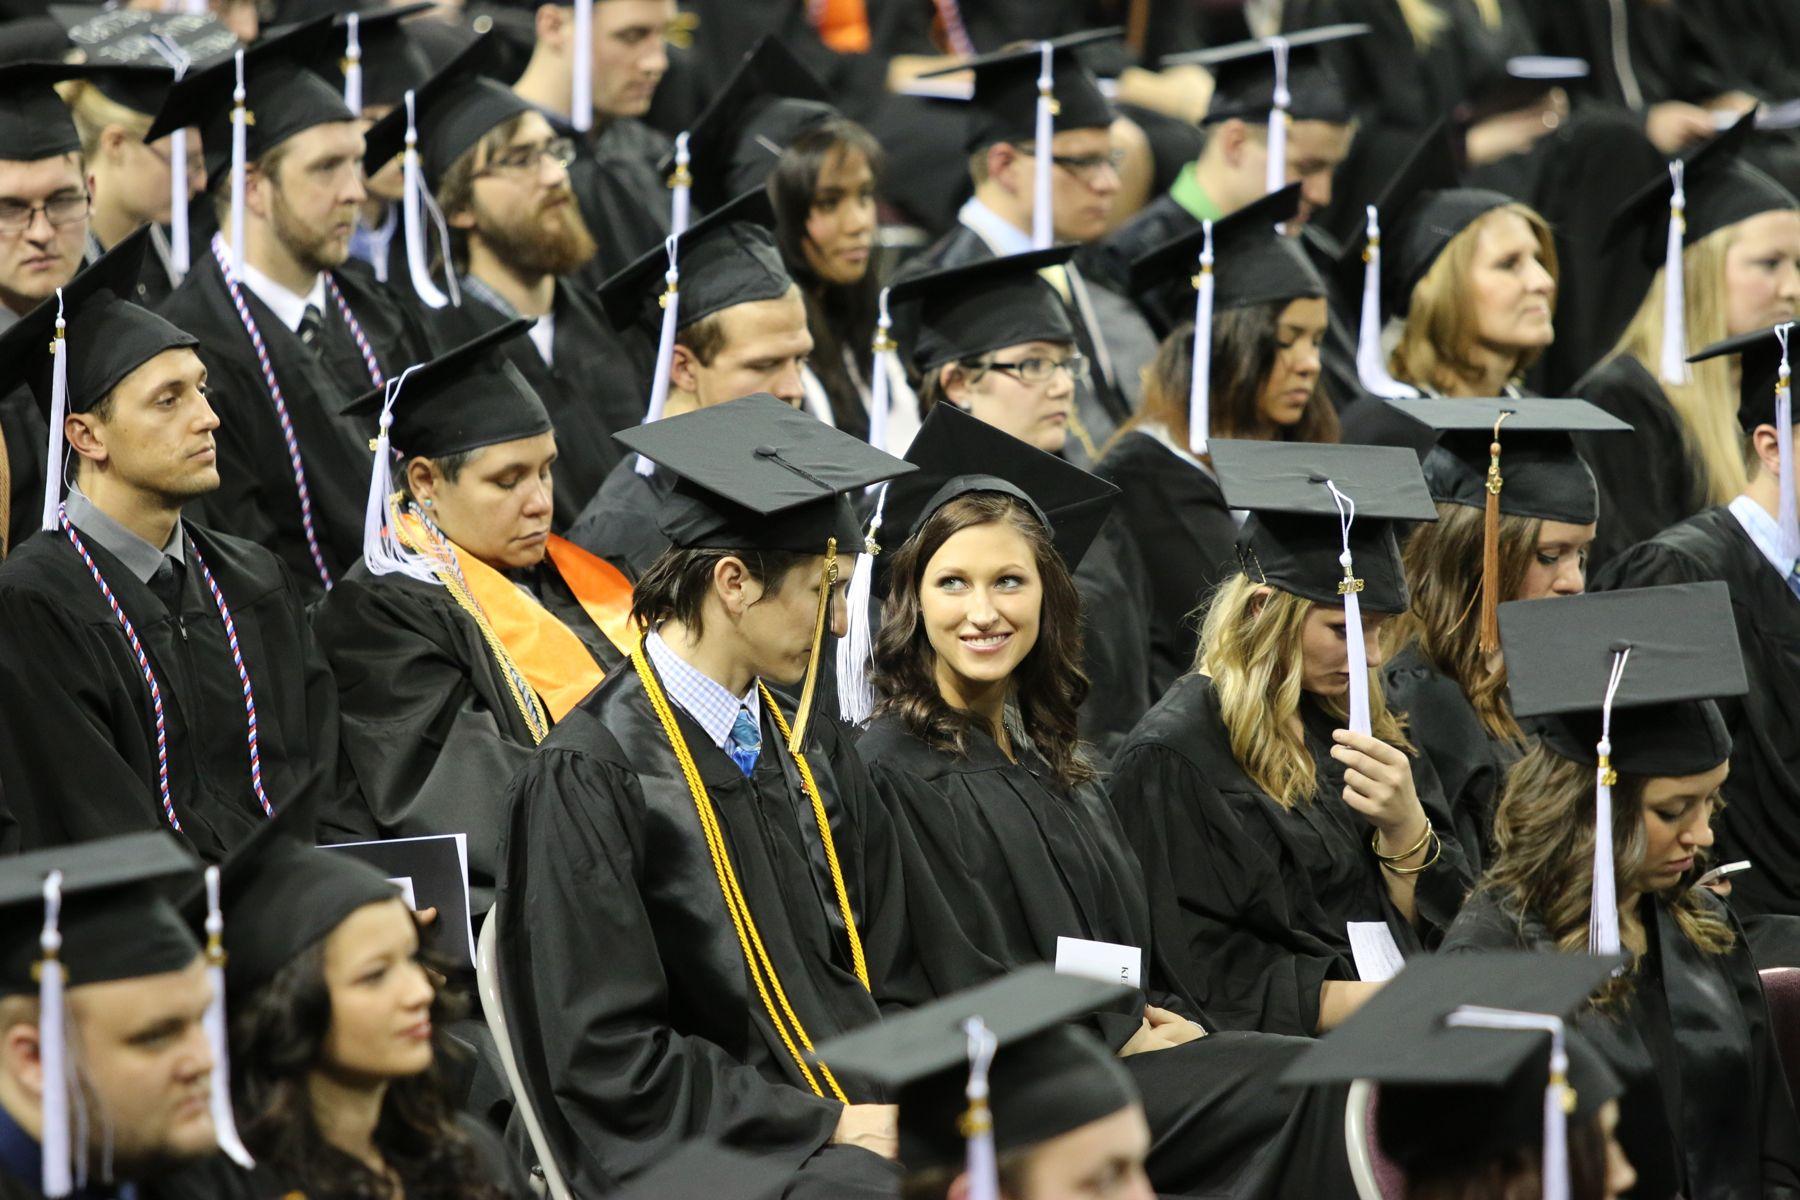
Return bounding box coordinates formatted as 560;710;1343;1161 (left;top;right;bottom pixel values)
1591;648;1631;957
961;1017;1000;1200
1356;206;1417;398
1776;323;1798;565
636;235;682;475
400;91;455;310
147;34;192;279
570;0;594;134
1659;161;1689;385
201;867;254;1169
363;366;438;584
1445;1008;1572;1200
342;13;363;114
1188;221;1215;455
39;292;68;532
229;49;248;276
835;484;887;726
1032;42;1056;251
39;871;69;1200
1265;37;1290;197
1325;480;1371;736
668;130;692;237
868;288;896;455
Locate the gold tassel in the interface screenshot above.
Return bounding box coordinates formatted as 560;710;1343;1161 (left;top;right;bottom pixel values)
786;537;837;755
1478;412;1511;655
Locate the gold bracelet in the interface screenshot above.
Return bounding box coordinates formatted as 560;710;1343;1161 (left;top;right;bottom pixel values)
1381;829;1442;876
1371;822;1432;863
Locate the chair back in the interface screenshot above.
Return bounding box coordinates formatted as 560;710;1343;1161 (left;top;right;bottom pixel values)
1761;966;1800;1112
477;908;573;1200
1344;1078;1408;1199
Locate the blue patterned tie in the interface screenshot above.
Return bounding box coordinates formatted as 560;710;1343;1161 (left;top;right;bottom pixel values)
1788;561;1800;602
727;707;761;777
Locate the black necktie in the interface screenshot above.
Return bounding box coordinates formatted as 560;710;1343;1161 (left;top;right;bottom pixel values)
148;557;184;613
297;303;325;354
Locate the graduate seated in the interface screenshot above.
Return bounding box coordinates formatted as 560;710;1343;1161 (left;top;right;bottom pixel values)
1382;398;1630;874
0;231;357;859
362;33;652;532
495;397;920;1198
815;969;1158;1200
1287;953;1638;1200
0;835;222;1200
568;191;814;579
1110;442;1472;1037
309;321;634;911
1443;583;1800;1198
1594;326;1800;927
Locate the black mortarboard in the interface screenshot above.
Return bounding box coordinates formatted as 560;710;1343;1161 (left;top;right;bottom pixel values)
0;833;199;994
206;801;400;1000
1689;322;1797;433
616;393;914;553
1284;952;1623;1178
0;60;114;160
886;246;1076;376
609;1143;789;1200
1501;581;1746;776
51;6;238;115
144;15;352;188
325;3;436;111
1127;184;1324;312
882;402;1121;573
596;189;791;334
671;35;836;215
344;318;549;460
923;29;1120;153
1388;396;1631;524
0;227;197;420
1458;55;1589;127
1165;23;1367;126
1213;440;1437;613
813;966;1139;1174
361;31;531;191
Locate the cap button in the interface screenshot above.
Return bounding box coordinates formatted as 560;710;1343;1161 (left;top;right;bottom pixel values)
1306;472;1328;484
754;445;779;458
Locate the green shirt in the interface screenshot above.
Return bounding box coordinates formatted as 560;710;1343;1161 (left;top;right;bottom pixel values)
1168;164;1224;223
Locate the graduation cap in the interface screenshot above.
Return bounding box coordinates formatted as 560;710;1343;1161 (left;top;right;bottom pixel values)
1604;115;1797;385
923;29;1119;250
0;60;115;161
886;246;1076;377
326;3;436;113
813;966;1139;1182
1388;396;1633;652
669;35;836;217
1214;440;1438;734
0;228;198;531
1500;581;1746;953
51;6;238;114
0;833;200;1197
1689;322;1800;565
1459;55;1589;128
1127;186;1323;455
1284;952;1623;1199
608;1142;789;1200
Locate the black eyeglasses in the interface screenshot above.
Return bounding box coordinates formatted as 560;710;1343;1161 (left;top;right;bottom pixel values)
0;190;90;234
1011;144;1126;185
979;353;1089;387
476;137;578;178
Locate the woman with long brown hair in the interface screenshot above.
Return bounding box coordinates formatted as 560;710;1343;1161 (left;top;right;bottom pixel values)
1444;584;1800;1200
1381;398;1629;872
1111;441;1472;1038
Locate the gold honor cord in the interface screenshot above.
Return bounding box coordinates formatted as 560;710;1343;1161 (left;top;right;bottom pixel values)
630;636;854;1102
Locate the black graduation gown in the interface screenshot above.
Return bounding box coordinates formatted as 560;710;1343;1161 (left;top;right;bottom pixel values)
1110;674;1472;1036
0;387;45;558
1444;888;1800;1200
425;282;651;529
1080;192;1193;337
492;664;917;1197
857;715;1360;1200
1072;511;1157;770
158;256;436;596
0;521;353;860
1381;644;1521;876
565;455;677;582
1575;354;1705;574
308;559;622;912
565;117;673;290
1592;505;1800;919
1096;431;1240;697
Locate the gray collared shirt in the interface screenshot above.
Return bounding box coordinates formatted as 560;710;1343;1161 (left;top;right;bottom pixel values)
62;486;185;585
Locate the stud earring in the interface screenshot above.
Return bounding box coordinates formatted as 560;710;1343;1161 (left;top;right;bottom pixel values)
421;498;434;508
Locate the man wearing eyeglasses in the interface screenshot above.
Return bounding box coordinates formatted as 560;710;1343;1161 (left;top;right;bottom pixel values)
361;46;652;533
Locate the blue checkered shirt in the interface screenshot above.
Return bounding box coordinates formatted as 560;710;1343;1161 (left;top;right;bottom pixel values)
644;628;762;753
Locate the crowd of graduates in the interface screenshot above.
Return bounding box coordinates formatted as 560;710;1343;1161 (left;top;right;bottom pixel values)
0;1;1796;1198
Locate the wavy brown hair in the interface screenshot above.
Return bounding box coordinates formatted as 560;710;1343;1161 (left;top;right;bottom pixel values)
1478;743;1733;997
871;491;1094;789
1388;503;1541;743
1198;574;1411;809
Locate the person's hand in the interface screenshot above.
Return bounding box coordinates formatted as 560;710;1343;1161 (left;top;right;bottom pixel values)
1317;980;1385;1033
1120;1007;1206;1055
833;1104;899;1160
1331;729;1426;852
1706;91;1759;117
1464;89;1567;165
1114;64;1214;124
413;906;439;927
1644;100;1719;153
886;55;966;92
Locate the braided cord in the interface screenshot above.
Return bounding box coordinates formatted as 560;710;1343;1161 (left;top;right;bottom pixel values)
191;546;273;816
759;682;869;990
630;637;850;1102
322;273;385;388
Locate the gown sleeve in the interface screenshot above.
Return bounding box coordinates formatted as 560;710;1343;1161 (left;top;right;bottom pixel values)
494;745;842;1193
1110;742;1348;1037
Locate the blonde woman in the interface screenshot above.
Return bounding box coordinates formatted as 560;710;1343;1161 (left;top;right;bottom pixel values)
1111;442;1471;1038
1575;122;1799;569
